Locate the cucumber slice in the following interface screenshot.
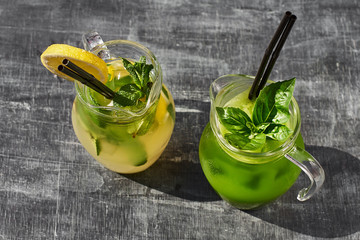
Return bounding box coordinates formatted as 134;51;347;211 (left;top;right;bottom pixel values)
123;139;147;166
102;125;148;167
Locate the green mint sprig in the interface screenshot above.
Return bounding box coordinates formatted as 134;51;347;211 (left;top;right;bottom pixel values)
216;78;296;151
113;56;153;107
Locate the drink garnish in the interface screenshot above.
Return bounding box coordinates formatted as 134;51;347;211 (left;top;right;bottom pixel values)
41;44;126;103
40;44;108;83
216;78;295;151
40;44;153;107
113;56;154;107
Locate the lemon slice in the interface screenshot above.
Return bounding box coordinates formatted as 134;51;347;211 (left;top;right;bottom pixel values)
155;92;169;124
106;59;129;83
40;44;108;83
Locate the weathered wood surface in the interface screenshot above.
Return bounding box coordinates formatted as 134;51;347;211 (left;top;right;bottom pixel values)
1;0;359;239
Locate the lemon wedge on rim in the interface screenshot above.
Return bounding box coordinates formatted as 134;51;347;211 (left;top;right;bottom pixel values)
40;44;108;83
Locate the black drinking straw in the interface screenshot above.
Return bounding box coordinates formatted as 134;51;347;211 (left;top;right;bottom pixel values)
248;11;297;100
58;59;134;106
61;59;115;99
58;60;115;99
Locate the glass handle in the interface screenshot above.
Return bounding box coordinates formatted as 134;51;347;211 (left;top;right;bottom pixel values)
82;31;110;60
285;146;325;201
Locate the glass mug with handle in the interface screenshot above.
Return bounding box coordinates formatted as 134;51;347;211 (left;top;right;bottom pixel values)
199;74;324;210
72;33;175;174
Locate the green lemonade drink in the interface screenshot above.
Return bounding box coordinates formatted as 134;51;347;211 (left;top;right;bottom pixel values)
72;40;175;174
199;74;324;209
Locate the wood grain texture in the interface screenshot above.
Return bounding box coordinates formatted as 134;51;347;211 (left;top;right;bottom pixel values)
1;0;359;239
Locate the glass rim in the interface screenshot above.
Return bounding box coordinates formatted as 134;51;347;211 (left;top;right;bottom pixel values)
210;74;301;163
74;39;162;120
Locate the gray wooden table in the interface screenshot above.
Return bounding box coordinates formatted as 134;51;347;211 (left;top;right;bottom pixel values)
1;0;359;239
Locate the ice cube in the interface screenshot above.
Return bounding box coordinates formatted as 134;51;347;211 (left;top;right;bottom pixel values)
82;31;110;60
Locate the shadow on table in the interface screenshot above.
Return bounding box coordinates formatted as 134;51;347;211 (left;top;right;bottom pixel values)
124;134;359;238
125;101;220;201
247;145;360;238
124;145;220;202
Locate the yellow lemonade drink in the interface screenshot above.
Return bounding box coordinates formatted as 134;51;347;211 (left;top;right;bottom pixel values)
71;42;175;173
40;38;175;174
72;80;175;173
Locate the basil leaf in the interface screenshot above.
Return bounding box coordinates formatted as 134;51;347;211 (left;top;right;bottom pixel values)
215;78;296;151
252;78;296;125
225;132;266;150
216;107;252;134
246;122;271;133
256;122;271;132
264;124;293;141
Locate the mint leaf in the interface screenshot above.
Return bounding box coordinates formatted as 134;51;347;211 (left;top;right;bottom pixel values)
216;107;252;134
138;56;146;64
122;58;141;88
134;104;157;136
225;132;266;150
90;134;101;156
162;85;169;98
117;84;143;105
94;138;101;156
112;92;136;107
252;78;295;125
264;124;293;141
141;64;153;87
113;56;154;107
